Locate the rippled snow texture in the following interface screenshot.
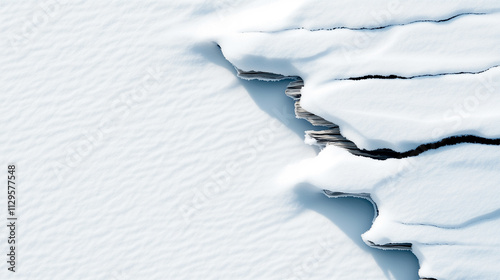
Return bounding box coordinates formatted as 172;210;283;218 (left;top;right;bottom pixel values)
0;1;420;280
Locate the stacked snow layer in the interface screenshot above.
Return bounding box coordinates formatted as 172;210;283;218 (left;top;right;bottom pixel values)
214;2;500;152
213;1;500;279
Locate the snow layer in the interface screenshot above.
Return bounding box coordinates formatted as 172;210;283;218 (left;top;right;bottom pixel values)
281;144;500;279
213;1;500;279
216;10;500;151
201;0;500;34
0;1;419;280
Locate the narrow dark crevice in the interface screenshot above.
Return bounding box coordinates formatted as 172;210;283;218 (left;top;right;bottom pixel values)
395;136;500;158
346;65;499;81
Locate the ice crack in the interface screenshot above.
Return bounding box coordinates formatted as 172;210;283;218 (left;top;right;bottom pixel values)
242;12;487;34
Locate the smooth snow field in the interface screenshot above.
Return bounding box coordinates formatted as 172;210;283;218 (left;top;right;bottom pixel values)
1;1;498;280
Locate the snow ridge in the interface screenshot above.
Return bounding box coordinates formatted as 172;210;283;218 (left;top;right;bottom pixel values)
217;7;500;279
243;12;488;34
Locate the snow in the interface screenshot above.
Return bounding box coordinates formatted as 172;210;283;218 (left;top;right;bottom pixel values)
216;11;500;151
281;144;500;279
0;1;420;280
200;0;500;34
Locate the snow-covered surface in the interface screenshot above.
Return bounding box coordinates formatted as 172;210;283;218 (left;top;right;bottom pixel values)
281;144;500;279
211;1;500;279
214;5;500;152
0;1;421;280
201;0;500;33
